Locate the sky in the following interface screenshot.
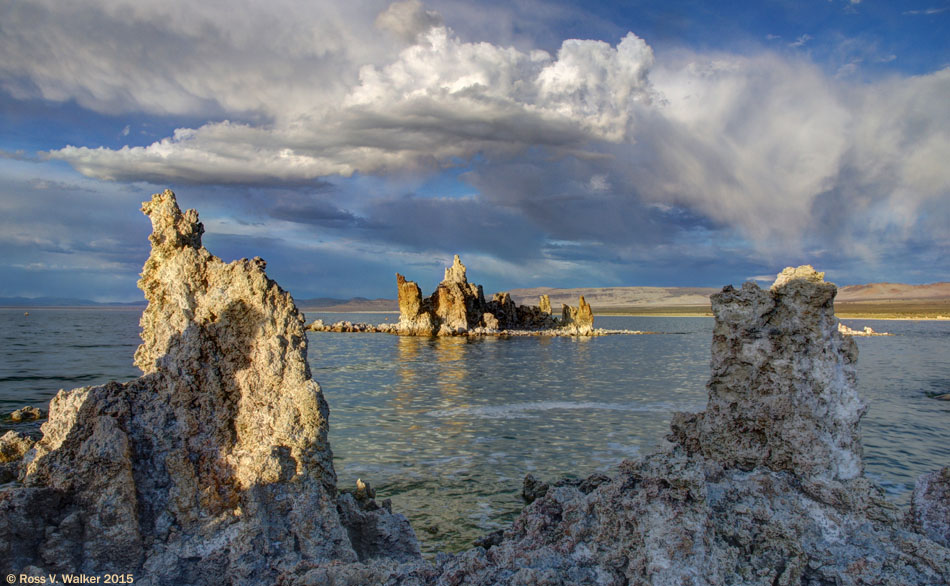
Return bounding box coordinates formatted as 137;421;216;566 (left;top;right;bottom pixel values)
1;0;948;302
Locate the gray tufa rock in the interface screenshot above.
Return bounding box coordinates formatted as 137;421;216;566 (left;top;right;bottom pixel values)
0;190;418;584
911;466;950;548
670;266;866;483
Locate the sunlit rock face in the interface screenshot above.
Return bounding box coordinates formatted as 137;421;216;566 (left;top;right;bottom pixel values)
539;294;552;315
395;255;577;335
0;190;417;584
396;273;435;335
560;295;594;335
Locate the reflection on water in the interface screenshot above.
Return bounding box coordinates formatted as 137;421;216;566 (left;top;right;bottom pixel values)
1;309;948;556
311;314;950;555
314;317;714;555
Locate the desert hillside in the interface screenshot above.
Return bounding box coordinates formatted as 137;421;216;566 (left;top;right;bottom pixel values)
508;286;719;308
837;282;950;301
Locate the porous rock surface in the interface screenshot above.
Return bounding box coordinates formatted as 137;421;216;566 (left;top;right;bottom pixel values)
911;466;950;548
0;430;35;483
0;190;417;584
396;255;591;335
9;406;43;422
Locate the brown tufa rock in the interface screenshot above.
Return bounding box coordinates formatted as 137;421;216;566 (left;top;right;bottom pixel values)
1;190;417;583
0;430;36;483
538;294;552;315
9;406;43;422
560;296;594;334
0;430;34;464
395;255;565;335
431;255;486;334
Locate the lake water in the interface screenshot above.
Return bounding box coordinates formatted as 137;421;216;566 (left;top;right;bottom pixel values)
1;308;948;555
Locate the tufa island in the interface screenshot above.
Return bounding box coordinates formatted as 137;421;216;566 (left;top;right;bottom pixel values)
0;190;948;585
307;254;606;336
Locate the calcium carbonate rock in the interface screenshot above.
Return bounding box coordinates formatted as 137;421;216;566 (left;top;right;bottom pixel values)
670;266;866;483
396;273;437;335
560;295;594;334
9;406;42;422
395;255;578;335
0;430;34;464
0;190;418;584
3;194;947;586
911;467;950;548
539;294;552;315
0;430;35;483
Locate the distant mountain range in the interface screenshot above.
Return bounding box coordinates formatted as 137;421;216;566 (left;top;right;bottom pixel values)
295;297;398;312
5;282;948;311
0;296;145;307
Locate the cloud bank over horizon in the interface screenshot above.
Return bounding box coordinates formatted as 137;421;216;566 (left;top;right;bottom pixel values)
1;0;948;300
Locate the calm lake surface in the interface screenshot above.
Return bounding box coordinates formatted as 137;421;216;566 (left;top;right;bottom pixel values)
1;308;948;554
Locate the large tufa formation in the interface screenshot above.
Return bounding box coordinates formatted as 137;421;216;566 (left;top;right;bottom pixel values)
670;265;866;482
396;255;590;335
0;190;417;584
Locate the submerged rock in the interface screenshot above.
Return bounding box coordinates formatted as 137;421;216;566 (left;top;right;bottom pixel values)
0;190;417;584
9;406;43;422
838;322;891;336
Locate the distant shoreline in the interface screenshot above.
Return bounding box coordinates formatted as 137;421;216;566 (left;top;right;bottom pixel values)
596;301;950;321
5;304;948;321
0;305;145;310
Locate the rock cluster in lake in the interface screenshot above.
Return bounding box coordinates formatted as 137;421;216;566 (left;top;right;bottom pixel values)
838;322;891;336
395;255;593;335
1;191;947;585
